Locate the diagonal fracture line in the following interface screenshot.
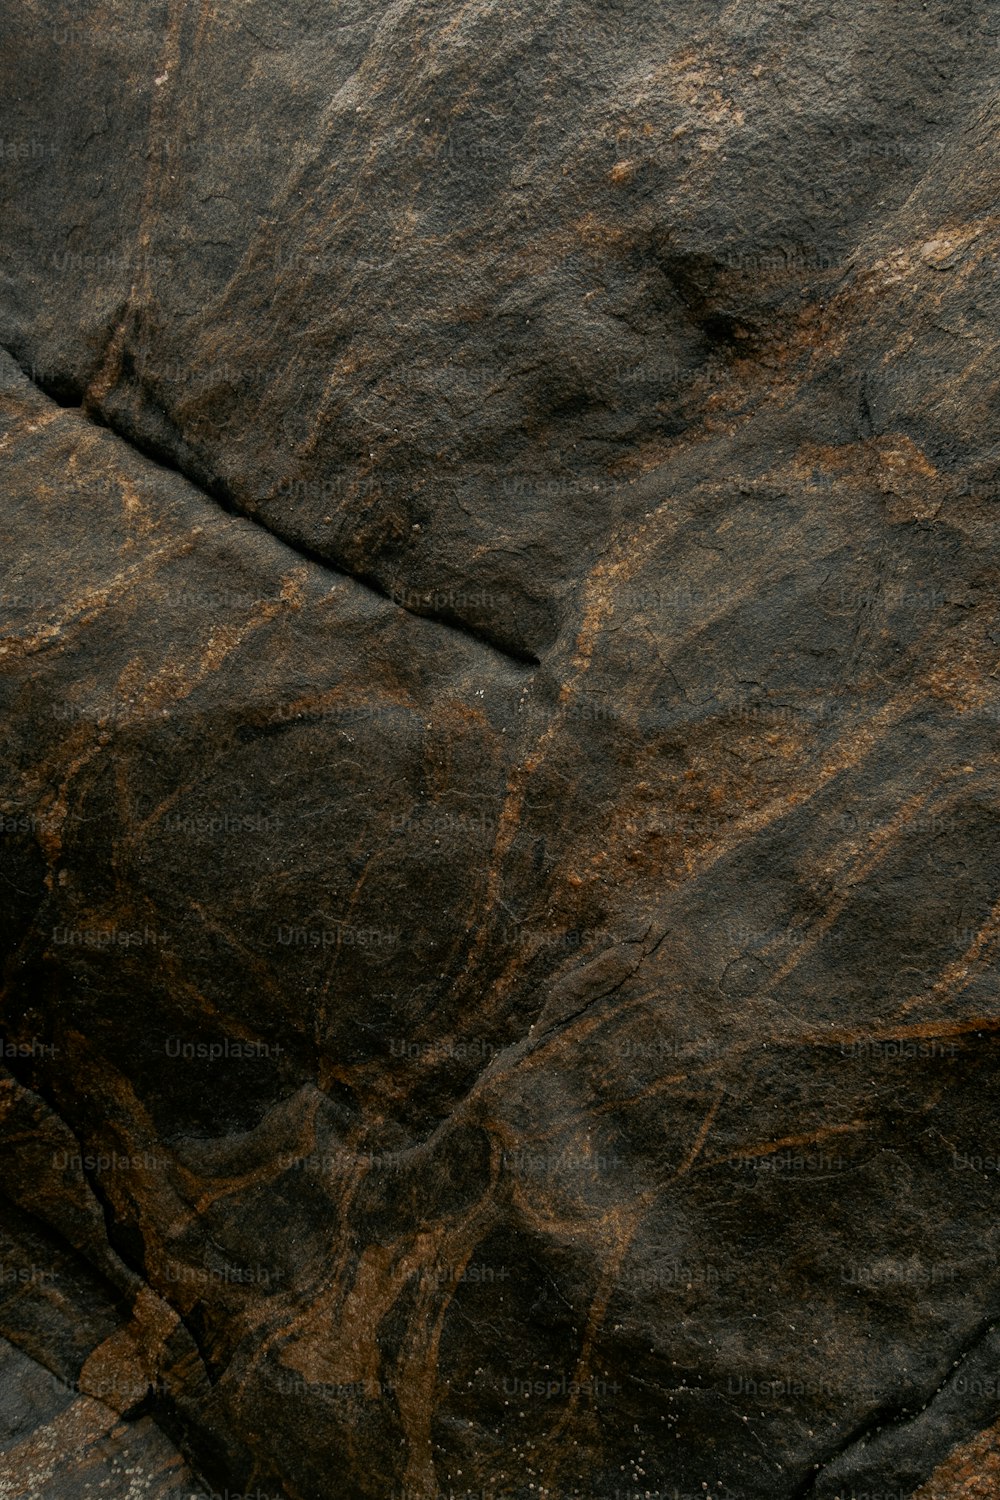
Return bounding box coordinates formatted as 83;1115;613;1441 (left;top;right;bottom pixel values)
0;346;541;670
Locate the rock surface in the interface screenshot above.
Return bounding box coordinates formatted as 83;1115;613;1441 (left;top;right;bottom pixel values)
1;2;1000;1497
0;1336;209;1500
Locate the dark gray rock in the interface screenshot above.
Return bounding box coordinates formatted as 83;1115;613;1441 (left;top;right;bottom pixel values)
1;2;999;1497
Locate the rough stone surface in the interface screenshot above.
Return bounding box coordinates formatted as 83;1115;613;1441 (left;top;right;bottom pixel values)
0;1336;209;1498
1;2;999;1498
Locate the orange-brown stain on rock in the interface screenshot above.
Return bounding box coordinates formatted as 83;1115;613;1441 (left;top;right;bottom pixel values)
914;1415;1000;1498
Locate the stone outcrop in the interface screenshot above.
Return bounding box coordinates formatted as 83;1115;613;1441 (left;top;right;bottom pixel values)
1;2;999;1496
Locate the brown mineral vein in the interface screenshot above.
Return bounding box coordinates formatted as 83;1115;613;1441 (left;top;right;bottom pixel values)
895;887;1000;1019
695;1122;866;1174
2;348;542;668
85;0;189;410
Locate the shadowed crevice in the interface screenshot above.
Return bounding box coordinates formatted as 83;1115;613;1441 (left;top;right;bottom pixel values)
1;345;542;670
